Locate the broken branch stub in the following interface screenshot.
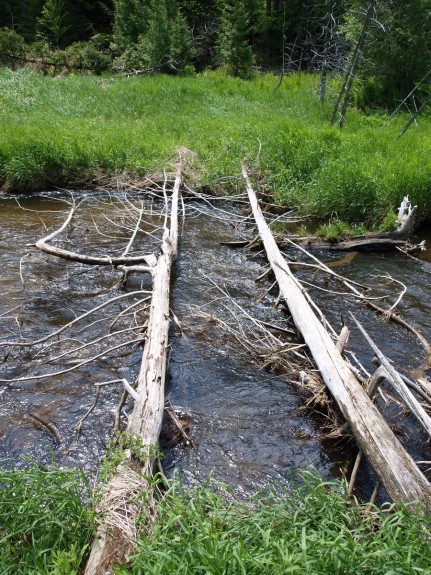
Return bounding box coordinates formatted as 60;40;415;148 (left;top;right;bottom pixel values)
242;161;431;507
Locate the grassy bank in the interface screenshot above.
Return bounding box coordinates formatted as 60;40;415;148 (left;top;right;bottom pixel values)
0;464;94;574
1;465;431;575
1;69;430;226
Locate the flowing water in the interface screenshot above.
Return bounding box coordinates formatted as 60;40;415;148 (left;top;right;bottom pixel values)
1;191;430;500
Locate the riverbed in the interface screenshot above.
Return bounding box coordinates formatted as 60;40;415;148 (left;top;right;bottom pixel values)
1;190;430;500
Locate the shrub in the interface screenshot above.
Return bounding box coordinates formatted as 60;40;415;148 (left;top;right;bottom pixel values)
0;28;27;69
63;42;111;74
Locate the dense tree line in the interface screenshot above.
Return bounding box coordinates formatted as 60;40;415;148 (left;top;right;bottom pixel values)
0;0;430;107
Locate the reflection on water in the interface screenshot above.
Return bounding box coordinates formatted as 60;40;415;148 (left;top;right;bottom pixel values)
0;192;430;500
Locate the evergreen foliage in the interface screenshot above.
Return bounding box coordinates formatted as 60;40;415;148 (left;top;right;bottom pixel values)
0;0;430;105
170;10;194;71
363;0;431;105
116;0;193;73
0;28;27;68
36;0;70;48
112;0;147;49
141;0;172;70
218;0;255;78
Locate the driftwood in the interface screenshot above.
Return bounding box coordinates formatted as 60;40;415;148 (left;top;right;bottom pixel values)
83;158;183;575
242;162;431;506
35;204;156;266
283;238;431;363
298;197;422;252
351;314;431;438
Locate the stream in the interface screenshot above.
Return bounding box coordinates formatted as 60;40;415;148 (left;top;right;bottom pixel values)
1;190;430;501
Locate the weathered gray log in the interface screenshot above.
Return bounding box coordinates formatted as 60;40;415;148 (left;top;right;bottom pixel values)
298;196;420;252
351;314;431;437
83;164;182;575
242;163;431;506
303;238;414;252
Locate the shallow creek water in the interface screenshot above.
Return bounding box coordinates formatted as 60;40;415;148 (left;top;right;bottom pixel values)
1;191;431;500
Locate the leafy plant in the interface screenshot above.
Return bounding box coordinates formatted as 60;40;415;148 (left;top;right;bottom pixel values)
99;433;163;482
0;28;26;69
115;471;431;575
0;463;94;575
316;219;366;242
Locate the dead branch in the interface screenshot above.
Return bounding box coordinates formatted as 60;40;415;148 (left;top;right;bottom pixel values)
284;238;431;360
0;290;150;348
76;387;101;434
0;337;143;384
29;412;62;444
351;314;431;437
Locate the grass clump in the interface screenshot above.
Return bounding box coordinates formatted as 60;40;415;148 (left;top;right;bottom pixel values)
116;471;431;575
316;219;367;242
0;68;431;228
0;463;94;575
1;463;430;575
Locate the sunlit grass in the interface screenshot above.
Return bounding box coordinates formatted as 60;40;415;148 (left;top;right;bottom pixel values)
116;471;431;575
0;68;430;226
1;464;430;575
0;463;94;575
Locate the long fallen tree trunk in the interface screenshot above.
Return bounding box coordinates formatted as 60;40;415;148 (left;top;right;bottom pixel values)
242;163;431;507
83;161;183;575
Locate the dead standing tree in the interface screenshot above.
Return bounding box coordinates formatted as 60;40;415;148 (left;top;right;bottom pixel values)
242;162;431;506
331;0;376;128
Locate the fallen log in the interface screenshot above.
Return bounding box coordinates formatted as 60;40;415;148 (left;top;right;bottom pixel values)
351;314;431;438
242;162;431;507
83;157;183;575
301;238;420;252
297;197;423;252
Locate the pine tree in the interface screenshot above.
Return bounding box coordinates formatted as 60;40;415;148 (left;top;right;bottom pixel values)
170;10;193;70
115;0;193;73
112;0;147;49
141;0;171;69
217;0;255;78
36;0;70;48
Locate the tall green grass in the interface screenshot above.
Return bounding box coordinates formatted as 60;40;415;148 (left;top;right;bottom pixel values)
1;464;430;575
1;68;430;226
0;464;94;575
117;472;431;575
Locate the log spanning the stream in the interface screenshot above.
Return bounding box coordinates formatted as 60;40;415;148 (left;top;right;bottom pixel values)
83;161;183;575
242;163;431;507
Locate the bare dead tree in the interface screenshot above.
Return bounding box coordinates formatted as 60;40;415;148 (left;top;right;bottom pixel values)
331;0;376;127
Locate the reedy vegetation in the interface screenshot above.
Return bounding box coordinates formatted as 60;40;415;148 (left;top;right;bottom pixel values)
0;68;430;227
0;464;94;575
2;464;431;575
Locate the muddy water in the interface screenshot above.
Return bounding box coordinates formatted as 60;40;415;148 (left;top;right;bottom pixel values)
1;192;430;499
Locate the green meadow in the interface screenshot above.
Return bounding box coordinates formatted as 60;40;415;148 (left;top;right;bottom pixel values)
1;68;430;227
